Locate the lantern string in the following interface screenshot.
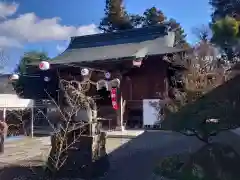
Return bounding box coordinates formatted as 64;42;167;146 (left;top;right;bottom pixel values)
59;63;108;73
12;62;111;79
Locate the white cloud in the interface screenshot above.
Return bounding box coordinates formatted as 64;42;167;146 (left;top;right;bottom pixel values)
0;2;18;18
0;13;99;44
56;39;71;52
0;36;22;48
56;44;66;52
76;24;100;36
0;2;100;48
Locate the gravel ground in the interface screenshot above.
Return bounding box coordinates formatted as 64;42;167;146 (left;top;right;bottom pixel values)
0;137;130;164
0;135;132;179
1;130;240;180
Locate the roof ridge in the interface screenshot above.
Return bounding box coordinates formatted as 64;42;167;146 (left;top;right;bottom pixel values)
67;24;170;50
70;24;169;40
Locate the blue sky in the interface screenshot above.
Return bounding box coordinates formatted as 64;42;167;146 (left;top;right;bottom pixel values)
0;0;212;73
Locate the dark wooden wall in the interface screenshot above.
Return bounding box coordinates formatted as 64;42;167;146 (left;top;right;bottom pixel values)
20;68;59;101
120;56;169;128
23;55;170;129
121;56;168;101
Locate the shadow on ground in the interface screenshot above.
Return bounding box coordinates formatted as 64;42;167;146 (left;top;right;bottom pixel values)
1;130;240;180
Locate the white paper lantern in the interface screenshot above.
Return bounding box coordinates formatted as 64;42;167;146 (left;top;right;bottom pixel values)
96;80;108;91
81;68;89;76
110;78;120;88
10;74;19;80
39;61;50;71
163;56;168;61
44;76;50;82
105;72;111;79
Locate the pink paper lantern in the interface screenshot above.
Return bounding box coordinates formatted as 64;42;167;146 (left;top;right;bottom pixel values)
39;61;50;71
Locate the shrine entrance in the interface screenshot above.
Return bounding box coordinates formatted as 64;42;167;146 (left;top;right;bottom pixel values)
96;87;111;105
95;78;122;130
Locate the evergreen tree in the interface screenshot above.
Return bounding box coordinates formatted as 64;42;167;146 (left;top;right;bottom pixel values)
168;18;189;48
99;2;189;48
209;0;240;60
99;0;133;32
211;16;240;60
210;0;240;22
13;51;50;96
141;7;189;48
16;51;49;74
142;7;166;27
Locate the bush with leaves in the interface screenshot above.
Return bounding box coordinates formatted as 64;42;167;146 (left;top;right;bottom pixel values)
154;143;240;180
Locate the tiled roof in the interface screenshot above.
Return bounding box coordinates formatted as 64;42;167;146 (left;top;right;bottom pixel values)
50;36;184;64
68;24;168;49
51;42;143;64
33;25;186;65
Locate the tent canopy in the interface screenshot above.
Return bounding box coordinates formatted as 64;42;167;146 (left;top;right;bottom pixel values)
0;94;34;110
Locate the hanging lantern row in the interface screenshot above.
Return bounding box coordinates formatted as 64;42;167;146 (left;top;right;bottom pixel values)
96;78;120;91
11;63;111;81
11;61;119;110
37;61;112;78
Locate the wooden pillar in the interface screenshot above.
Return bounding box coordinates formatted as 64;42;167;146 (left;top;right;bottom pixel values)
116;96;121;127
113;73;125;131
116;93;125;131
31;107;34;137
3;108;6;122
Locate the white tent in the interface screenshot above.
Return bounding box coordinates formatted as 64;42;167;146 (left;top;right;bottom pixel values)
0;94;34;109
0;94;34;137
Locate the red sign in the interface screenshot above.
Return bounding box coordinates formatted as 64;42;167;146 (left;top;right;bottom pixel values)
110;88;118;110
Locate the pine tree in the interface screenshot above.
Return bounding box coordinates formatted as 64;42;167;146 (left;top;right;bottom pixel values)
16;51;49;74
142;7;166;27
210;0;240;21
209;0;240;59
141;7;189;48
168;18;189;48
99;3;189;48
99;0;133;32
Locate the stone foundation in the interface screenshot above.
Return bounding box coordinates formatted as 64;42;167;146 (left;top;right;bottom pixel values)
47;130;109;179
